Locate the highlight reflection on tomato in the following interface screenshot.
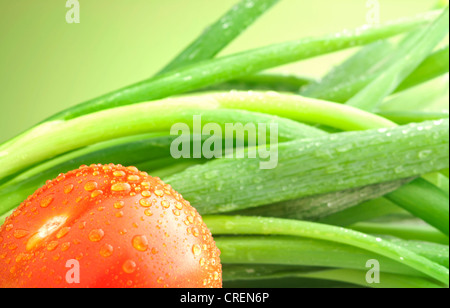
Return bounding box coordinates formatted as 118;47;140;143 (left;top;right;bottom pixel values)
0;164;222;288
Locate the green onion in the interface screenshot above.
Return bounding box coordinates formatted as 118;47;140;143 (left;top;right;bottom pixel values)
346;7;449;111
396;46;449;92
32;10;441;123
166;119;449;214
204;215;449;284
349;222;449;245
228;178;414;221
318;197;407;227
215;236;423;276
301;43;449;104
222;265;444;288
385;178;449;236
157;0;280;74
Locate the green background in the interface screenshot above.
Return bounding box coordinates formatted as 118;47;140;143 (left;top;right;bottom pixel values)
0;0;432;143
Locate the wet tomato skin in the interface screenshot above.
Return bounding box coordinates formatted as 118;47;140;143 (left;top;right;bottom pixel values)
0;164;222;288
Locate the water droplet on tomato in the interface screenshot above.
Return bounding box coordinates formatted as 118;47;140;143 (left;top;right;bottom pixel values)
84;181;98;192
132;235;149;252
46;241;59;251
192;244;202;256
111;183;131;193
127;166;139;173
40;195;54;208
114;201;125;209
161;200;170;209
91;190;103;198
113;171;126;177
141;190;151;197
99;244;114;257
174;202;183;210
144;209;153;217
13;229;29;239
61;242;70;251
56;227;71;239
127;175;140;182
154;190;164;197
139;198;152;208
64;184;74;194
122;260;137;274
88;229;105;242
192;228;199;237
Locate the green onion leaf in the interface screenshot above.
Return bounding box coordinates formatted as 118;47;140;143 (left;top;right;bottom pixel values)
157;0;280;74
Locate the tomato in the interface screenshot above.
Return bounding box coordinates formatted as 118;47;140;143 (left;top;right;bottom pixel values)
0;164;222;288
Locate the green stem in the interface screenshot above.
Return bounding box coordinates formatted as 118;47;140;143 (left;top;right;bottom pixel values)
294;269;443;288
157;0;280;74
385;178;450;236
396;46;449;92
318;197;407;227
215;236;422;276
205;215;449;284
37;10;441;123
198;73;314;93
0;92;389;180
167;120;449;215
375;110;449;125
346;7;449;111
349;222;449;245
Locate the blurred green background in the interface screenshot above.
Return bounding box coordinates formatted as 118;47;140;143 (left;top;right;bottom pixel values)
0;0;433;143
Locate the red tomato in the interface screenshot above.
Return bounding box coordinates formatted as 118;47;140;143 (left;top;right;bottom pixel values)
0;164;222;288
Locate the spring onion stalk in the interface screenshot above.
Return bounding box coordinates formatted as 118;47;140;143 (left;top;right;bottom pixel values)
204;216;449;284
157;0;280;74
375;110;449;125
198;73;314;93
385;178;450;236
228;178;414;220
221;264;328;281
349;222;449;246
396;46;449;92
166;119;449;214
345;7;449;111
0;91;396;216
223;276;364;288
0;101;325;180
215;236;422;276
222;264;445;288
318;198;408;227
29;10;442;124
0;91;394;181
286;269;444;288
384;237;449;268
423;172;449;195
300;40;396;101
378;75;449;113
300;43;449;103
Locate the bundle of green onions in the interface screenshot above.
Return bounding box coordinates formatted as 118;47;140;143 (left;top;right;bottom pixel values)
0;0;449;288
